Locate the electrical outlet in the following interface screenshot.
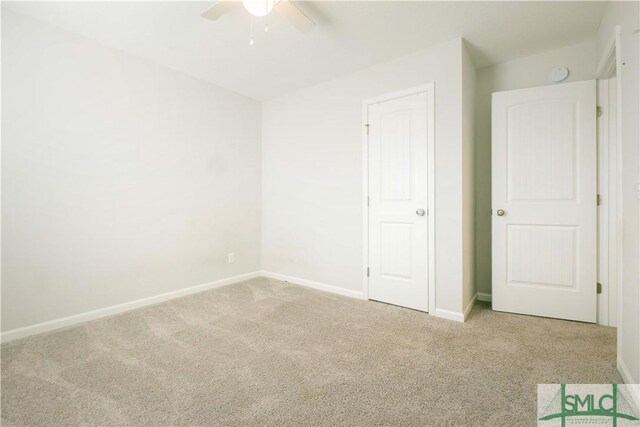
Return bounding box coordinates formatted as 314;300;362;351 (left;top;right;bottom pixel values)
227;253;235;264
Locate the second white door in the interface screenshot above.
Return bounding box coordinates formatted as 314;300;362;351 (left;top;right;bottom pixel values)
367;89;430;312
492;80;597;322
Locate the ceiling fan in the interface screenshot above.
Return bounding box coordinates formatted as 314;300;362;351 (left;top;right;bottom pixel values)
201;0;315;33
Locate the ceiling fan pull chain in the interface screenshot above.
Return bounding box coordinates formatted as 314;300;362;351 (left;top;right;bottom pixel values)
264;0;270;32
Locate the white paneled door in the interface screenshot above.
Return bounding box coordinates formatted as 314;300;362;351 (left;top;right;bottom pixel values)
367;89;431;312
492;80;597;322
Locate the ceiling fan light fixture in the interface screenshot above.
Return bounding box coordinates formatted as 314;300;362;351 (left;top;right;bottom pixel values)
242;0;275;17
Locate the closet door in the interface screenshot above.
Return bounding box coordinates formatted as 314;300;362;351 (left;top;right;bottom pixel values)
367;90;430;312
492;80;597;322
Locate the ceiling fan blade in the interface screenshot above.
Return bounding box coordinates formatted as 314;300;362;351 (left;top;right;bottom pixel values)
200;1;239;20
274;0;315;33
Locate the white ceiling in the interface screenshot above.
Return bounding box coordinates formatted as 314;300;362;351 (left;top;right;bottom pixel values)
4;1;606;100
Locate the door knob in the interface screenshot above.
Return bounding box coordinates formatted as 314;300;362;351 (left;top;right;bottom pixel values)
416;208;426;216
496;209;506;216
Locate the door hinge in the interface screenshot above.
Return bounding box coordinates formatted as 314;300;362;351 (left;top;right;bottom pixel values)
597;194;602;206
596;106;603;118
367;267;370;277
364;123;370;136
597;283;602;294
367;196;370;207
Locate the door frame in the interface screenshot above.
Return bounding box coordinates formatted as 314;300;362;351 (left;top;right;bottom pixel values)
361;83;436;313
595;25;622;328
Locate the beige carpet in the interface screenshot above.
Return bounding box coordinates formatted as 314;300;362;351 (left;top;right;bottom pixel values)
1;277;621;426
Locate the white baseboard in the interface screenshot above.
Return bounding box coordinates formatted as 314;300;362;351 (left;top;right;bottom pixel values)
477;292;492;302
261;271;365;300
1;271;262;343
433;308;465;322
432;294;476;323
618;357;640;410
263;271;479;324
463;294;477;320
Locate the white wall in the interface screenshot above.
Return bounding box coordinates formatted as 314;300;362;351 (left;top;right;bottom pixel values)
262;38;473;316
474;40;598;298
1;10;262;332
462;42;476;312
596;0;640;392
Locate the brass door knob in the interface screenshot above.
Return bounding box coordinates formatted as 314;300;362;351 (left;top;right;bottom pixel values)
497;209;506;216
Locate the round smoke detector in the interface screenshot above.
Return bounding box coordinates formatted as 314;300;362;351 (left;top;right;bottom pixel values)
549;66;570;83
